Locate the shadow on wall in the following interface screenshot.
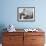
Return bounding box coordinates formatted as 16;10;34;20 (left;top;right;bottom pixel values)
0;24;7;43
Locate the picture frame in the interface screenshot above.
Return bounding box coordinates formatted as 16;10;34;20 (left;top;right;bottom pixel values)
17;7;35;22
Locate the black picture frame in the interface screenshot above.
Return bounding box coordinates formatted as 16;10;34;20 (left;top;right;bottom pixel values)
17;7;35;22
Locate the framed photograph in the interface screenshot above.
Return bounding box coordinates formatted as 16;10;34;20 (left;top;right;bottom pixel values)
17;7;35;22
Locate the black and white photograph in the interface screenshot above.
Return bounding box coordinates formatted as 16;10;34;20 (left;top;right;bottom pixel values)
17;7;35;22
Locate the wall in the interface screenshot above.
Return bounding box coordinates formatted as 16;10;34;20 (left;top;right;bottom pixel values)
0;0;46;44
0;0;46;30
